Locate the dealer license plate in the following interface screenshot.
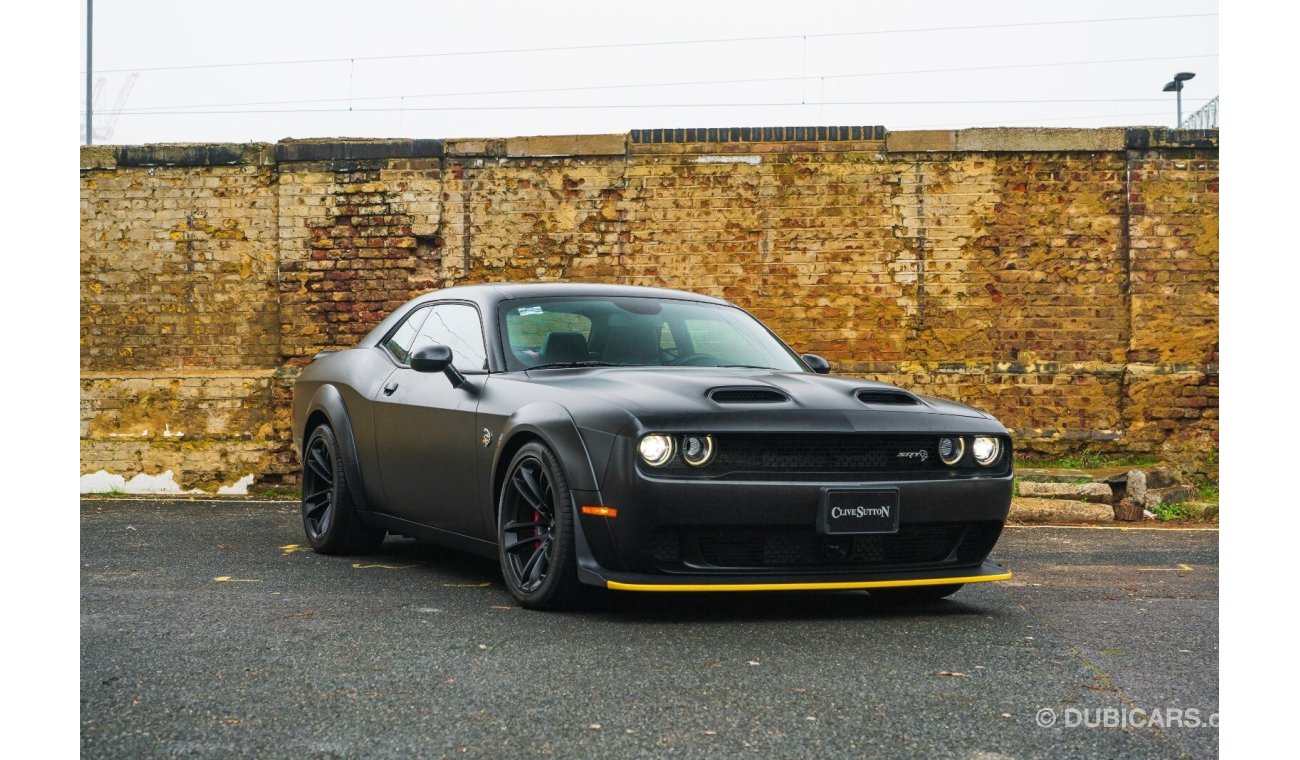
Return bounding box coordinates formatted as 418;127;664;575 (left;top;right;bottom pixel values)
817;488;901;535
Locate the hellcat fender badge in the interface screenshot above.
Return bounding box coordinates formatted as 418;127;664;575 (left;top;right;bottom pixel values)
481;428;493;447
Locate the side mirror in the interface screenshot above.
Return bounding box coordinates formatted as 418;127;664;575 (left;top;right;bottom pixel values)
410;344;467;388
801;353;831;375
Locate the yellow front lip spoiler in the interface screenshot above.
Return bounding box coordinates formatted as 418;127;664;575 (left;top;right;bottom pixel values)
606;571;1011;593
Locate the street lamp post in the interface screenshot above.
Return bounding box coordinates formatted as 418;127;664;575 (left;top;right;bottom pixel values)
86;0;93;145
1162;72;1196;127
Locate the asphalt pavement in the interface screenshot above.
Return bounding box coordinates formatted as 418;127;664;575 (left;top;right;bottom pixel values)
81;499;1218;759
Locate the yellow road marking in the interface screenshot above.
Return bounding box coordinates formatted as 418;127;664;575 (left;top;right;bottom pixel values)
213;576;260;583
606;571;1011;593
1178;563;1194;571
442;582;492;588
350;563;417;570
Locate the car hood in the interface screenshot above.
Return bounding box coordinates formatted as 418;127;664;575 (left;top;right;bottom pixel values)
521;367;998;431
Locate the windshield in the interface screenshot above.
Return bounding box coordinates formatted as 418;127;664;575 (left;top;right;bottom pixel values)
498;296;807;372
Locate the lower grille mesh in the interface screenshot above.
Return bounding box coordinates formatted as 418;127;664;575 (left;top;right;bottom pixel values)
650;521;1002;573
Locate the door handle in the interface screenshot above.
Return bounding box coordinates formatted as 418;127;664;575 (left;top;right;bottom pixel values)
383;380;399;396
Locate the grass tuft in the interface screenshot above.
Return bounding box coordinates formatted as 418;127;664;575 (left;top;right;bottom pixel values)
1016;450;1161;471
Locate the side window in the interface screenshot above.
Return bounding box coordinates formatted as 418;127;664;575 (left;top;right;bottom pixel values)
413;304;489;372
382;306;431;364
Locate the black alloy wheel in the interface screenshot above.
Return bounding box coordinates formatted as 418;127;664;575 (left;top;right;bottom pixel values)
302;432;336;542
498;442;584;609
300;424;386;555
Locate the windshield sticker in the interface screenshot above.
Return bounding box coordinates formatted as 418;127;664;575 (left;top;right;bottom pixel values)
517;306;544;317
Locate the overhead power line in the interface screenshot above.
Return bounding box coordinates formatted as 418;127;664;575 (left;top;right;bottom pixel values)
93;12;1218;74
100;97;1214;118
113;53;1219;114
897;110;1181;129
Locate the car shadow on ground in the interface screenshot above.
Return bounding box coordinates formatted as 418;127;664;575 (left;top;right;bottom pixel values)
587;588;995;624
378;535;499;576
377;536;997;624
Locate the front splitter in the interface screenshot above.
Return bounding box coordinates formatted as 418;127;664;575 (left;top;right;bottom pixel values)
594;560;1011;592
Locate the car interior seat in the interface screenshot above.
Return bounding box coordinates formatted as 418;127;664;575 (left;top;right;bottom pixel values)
603;323;661;366
540;331;590;364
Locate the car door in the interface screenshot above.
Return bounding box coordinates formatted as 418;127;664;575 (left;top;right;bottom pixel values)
372;302;491;538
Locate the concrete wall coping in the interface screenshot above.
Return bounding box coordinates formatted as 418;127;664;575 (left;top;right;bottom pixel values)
884;127;1218;153
82;126;1218;168
275;138;444;162
629;126;887;143
81;143;276;170
444;134;627;157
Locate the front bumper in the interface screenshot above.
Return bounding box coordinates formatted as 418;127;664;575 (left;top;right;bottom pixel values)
571;469;1014;588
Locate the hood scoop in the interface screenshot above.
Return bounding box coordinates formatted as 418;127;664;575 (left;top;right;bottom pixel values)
709;387;790;404
856;389;921;406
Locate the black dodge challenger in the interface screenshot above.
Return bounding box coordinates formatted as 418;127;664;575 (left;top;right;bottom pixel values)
292;283;1013;609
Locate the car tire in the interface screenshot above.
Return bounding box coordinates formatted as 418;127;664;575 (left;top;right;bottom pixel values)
497;441;586;610
300;424;386;555
869;583;964;604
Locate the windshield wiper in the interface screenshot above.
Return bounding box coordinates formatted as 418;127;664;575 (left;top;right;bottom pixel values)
525;361;621;370
716;364;780;370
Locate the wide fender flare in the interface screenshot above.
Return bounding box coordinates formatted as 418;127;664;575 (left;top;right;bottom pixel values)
493;401;601;495
305;384;374;511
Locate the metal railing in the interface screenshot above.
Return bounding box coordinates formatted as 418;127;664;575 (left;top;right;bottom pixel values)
1179;96;1218;130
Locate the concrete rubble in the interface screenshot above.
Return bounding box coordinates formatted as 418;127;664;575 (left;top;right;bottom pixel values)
1010;464;1213;524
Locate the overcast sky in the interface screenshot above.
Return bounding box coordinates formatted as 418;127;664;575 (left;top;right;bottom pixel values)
80;0;1218;145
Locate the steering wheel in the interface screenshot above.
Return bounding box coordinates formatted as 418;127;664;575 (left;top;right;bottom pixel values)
672;353;721;367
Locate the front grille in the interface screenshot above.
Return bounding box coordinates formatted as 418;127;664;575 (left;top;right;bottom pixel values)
724;434;942;471
658;433;942;478
649;521;1002;573
649;433;1012;480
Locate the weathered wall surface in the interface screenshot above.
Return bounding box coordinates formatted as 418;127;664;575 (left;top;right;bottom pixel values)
80;144;283;492
80;127;1218;492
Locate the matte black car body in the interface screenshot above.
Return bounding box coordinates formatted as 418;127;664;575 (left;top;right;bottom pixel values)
292;283;1013;604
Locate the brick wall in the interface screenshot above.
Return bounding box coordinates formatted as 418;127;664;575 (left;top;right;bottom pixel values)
79;127;1219;492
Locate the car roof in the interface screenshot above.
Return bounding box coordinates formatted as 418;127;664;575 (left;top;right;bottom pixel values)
356;282;735;350
423;281;732;307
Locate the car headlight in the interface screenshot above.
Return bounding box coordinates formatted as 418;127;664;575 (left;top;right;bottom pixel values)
938;436;965;466
681;435;715;467
638;434;676;467
972;436;1002;467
